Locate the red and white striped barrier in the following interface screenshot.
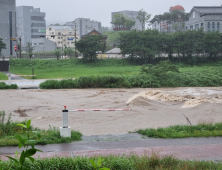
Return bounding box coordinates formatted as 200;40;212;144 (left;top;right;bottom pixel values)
8;74;36;83
68;109;131;112
60;106;131;138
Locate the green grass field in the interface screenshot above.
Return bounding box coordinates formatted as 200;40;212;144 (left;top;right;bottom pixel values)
0;72;8;80
10;65;222;80
10;66;141;79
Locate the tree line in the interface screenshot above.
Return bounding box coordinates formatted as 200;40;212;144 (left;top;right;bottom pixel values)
118;29;222;63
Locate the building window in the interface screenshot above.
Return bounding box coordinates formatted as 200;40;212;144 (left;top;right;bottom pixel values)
186;26;188;30
58;32;61;35
58;37;60;39
32;23;46;27
195;24;199;30
212;22;215;32
39;43;43;45
31;35;41;38
31;29;38;33
190;25;193;30
58;42;60;44
69;32;72;35
201;23;204;28
31;16;44;21
208;22;210;31
217;22;220;31
67;42;69;45
193;11;195;18
61;37;63;39
49;28;52;31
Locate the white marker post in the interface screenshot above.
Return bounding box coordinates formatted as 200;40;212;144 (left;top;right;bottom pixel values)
59;107;131;138
60;106;71;138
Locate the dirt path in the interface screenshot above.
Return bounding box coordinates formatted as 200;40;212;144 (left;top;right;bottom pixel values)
1;87;222;136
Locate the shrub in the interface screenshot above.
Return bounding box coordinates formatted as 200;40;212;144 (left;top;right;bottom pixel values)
0;82;18;89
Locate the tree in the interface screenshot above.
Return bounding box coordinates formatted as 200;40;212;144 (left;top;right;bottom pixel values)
118;29;160;63
54;49;61;60
150;10;188;33
0;38;6;56
75;35;106;61
26;42;34;59
111;13;136;31
137;9;151;31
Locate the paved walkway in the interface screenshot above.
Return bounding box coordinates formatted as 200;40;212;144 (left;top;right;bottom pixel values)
1;135;222;161
0;72;62;88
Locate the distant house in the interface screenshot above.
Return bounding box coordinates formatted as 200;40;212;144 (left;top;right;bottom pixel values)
185;6;222;32
81;29;107;39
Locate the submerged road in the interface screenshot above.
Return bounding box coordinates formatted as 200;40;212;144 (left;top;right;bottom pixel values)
1;134;222;161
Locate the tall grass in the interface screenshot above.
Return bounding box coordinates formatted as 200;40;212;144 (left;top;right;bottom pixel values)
1;154;221;169
137;122;222;138
0;111;82;146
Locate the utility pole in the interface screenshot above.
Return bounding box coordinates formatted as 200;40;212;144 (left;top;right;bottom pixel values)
74;22;77;58
19;37;21;59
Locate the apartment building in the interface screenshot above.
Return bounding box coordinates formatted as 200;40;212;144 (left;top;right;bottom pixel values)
16;6;46;49
66;18;102;37
0;0;16;56
111;10;143;31
46;26;80;49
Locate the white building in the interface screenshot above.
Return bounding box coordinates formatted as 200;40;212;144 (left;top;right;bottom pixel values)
46;26;80;49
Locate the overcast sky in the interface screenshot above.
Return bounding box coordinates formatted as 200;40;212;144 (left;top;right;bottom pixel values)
16;0;222;27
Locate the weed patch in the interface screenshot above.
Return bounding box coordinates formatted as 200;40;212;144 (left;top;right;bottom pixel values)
0;111;82;146
137;122;222;138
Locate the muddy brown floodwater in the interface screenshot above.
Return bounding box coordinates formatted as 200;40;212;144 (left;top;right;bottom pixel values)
0;87;222;136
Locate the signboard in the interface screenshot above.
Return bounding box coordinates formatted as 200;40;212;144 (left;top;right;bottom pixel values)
38;29;46;33
67;38;74;41
11;38;16;41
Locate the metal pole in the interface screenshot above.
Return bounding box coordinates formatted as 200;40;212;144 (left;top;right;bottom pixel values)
19;37;21;59
74;22;76;58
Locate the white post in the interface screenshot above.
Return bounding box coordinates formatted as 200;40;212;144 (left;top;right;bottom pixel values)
8;74;11;84
60;106;71;138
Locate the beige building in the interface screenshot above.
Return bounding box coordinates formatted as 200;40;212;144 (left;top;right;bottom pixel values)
46;26;80;49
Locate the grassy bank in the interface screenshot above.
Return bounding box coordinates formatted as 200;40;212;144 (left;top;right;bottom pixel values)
0;111;82;146
1;154;222;169
0;72;8;80
137;122;222;138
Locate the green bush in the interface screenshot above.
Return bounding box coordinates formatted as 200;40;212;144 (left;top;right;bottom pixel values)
0;82;18;89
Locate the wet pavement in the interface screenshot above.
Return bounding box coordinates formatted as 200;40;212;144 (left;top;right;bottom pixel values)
1;134;222;161
0;72;61;88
